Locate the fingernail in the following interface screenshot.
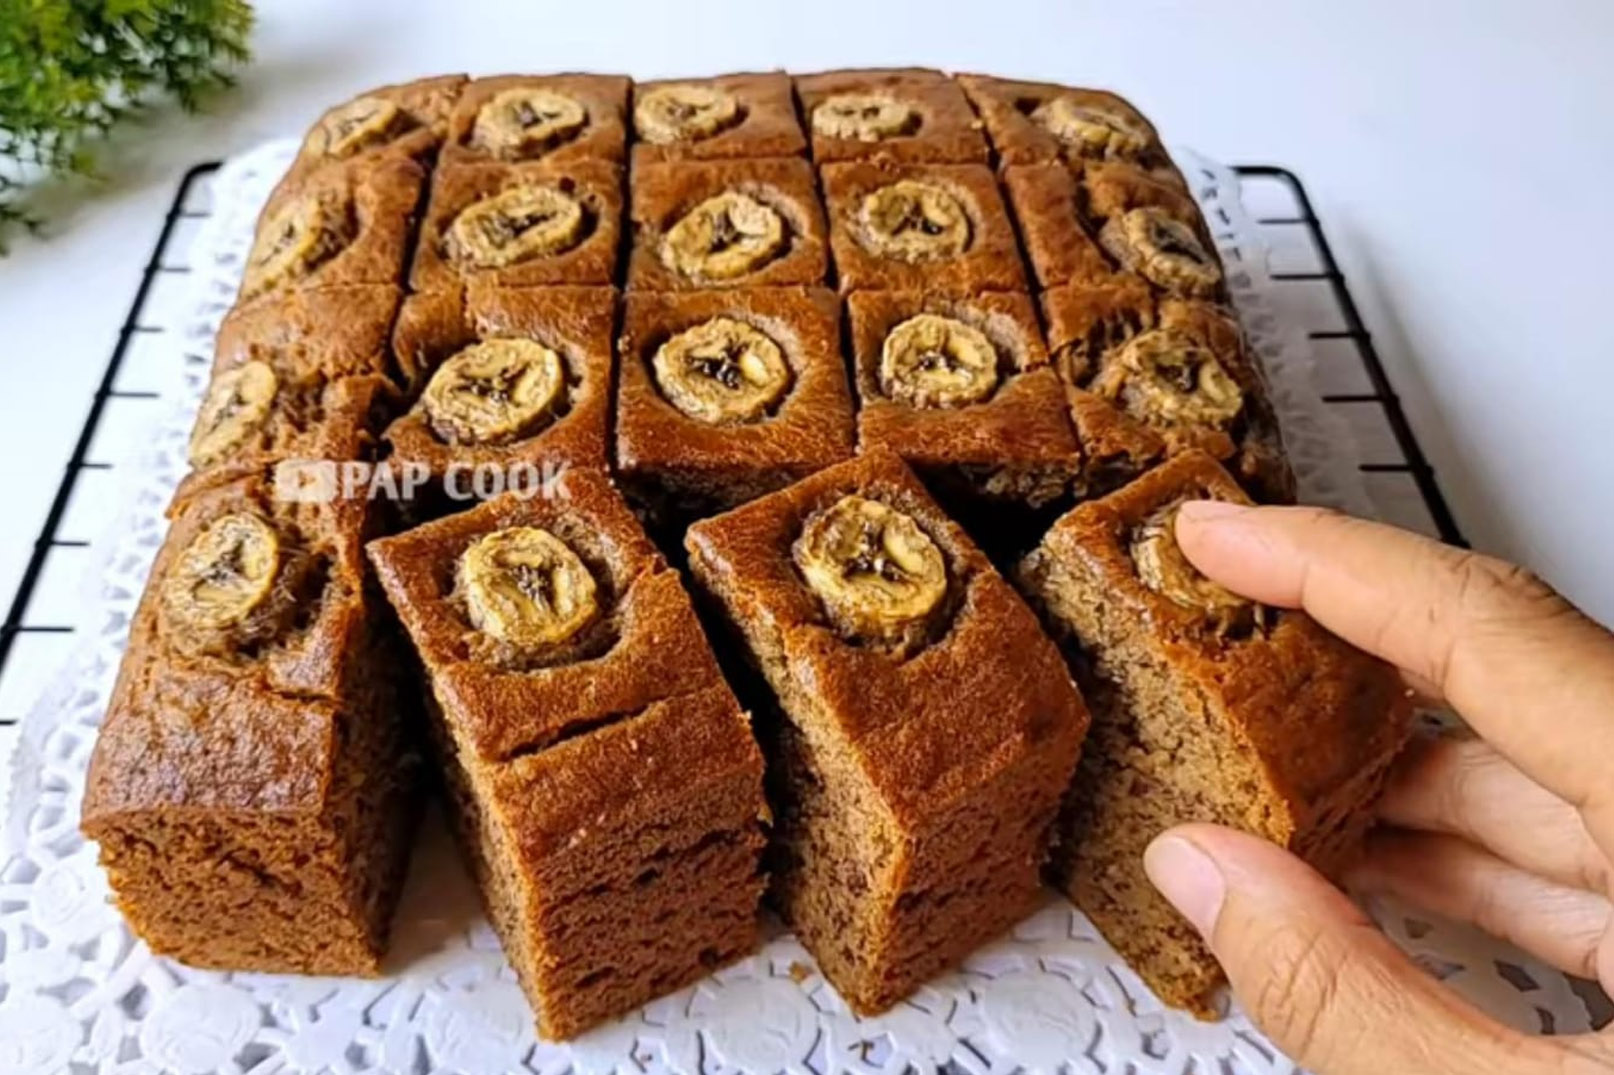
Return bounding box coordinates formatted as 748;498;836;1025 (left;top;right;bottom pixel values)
1177;499;1252;526
1144;835;1227;936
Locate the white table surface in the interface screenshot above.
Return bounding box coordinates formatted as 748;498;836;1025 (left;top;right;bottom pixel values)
2;0;1612;781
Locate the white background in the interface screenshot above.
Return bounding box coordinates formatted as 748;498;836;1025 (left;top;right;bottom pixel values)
0;0;1611;761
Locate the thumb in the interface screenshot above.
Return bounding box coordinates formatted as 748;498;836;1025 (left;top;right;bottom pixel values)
1144;823;1553;1075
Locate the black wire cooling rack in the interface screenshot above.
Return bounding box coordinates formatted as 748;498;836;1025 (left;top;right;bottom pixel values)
0;161;1466;729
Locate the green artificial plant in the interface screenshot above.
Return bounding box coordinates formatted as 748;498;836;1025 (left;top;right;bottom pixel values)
0;0;253;251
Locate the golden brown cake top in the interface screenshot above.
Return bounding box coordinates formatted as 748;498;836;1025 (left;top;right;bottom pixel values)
686;450;1090;823
385;283;615;475
291;74;468;177
1034;450;1409;815
615;286;854;475
84;467;380;820
368;466;727;762
847;289;1077;470
631;71;806;162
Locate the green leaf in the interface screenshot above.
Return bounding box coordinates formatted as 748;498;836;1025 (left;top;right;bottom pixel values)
0;0;254;251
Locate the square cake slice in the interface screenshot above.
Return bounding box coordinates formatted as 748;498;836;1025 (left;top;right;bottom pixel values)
848;289;1078;513
176;285;405;509
289;75;467;178
384;284;614;506
1002;160;1222;299
820;161;1025;294
1041;277;1293;502
1016;450;1412;1016
631;71;806;162
82;468;420;976
442;73;631;166
240;157;425;301
627;157;827;290
367;467;766;1039
615;286;854;519
795;68;988;164
685;450;1089;1015
410;159;623;290
956;74;1167;168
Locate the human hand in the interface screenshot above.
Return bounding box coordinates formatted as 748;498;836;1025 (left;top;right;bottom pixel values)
1141;502;1614;1074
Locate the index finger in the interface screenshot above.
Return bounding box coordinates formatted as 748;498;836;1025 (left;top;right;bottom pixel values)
1174;502;1614;832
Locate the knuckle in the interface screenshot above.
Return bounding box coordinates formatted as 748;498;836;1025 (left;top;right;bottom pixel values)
1448;552;1562;622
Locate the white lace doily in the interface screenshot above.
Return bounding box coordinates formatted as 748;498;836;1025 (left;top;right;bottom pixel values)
0;141;1590;1075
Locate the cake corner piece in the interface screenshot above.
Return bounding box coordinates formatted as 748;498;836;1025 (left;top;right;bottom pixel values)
1017;449;1413;1016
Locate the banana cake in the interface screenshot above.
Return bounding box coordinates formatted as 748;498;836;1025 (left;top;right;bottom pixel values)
847;289;1078;516
241;156;425;301
819;161;1026;294
442;73;631;166
631;71;806;162
81;466;420;975
86;68;1336;1031
383;283;614;509
1003;159;1226;300
367;466;766;1040
615;286;854;520
1041;277;1293;502
288;74;467;179
685;450;1089;1015
796;67;989;164
410;159;623;290
1016;451;1412;1016
627;157;828;290
175;284;404;510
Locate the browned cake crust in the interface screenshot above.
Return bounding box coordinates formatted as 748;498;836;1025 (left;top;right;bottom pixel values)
175;373;397;513
368;469;767;1039
384;284;613;485
1001;160;1221;298
177;285;407;510
410;159;622;290
442;73;631;165
289;75;468;178
81;470;421;976
1016;451;1412;1017
630;71;806;162
210;284;402;383
847;290;1078;508
685;450;1089;1015
1041;278;1294;502
241;157;425;301
796;68;989;164
820;161;1025;294
615;287;854;514
627;157;828;290
956;74;1166;168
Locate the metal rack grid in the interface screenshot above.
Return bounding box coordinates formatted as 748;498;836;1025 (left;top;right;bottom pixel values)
0;161;1465;733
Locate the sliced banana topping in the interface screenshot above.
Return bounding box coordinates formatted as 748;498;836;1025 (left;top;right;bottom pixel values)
421;339;567;446
1031;96;1149;160
879;314;1000;409
160;513;288;649
1092;328;1244;430
793;495;947;650
1131;502;1253;627
471;88;588;159
311;95;408;159
812;93;918;142
636;84;742;144
856;180;971;263
242;192;354;297
660;191;787;281
1100;207;1222;297
444;184;588;268
652;317;792;424
188;361;279;466
457;527;599;649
